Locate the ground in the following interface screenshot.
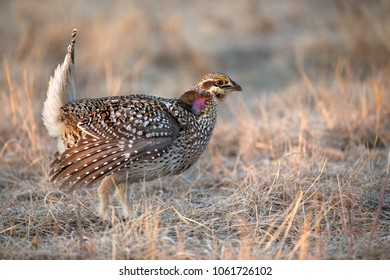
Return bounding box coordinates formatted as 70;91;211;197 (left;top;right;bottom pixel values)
0;0;389;259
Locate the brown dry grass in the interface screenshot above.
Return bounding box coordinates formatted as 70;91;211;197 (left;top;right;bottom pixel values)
0;0;389;259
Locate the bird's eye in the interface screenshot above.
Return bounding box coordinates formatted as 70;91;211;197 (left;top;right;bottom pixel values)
214;80;224;87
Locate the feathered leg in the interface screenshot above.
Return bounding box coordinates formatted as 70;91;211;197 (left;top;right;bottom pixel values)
116;182;131;218
97;175;117;219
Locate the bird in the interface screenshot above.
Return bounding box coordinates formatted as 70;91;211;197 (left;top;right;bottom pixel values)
42;29;242;219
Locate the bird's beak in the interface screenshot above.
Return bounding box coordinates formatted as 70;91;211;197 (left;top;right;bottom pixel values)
230;80;242;92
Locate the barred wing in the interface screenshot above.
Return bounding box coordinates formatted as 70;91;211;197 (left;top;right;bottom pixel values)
50;98;180;192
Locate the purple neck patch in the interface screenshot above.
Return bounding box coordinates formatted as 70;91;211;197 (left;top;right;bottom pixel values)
191;97;206;116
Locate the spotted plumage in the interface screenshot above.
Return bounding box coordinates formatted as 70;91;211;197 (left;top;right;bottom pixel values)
43;29;242;218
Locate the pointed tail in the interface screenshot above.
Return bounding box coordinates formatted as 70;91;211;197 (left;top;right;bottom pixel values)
42;29;77;137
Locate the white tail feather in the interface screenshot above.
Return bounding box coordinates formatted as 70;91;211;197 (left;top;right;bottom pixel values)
42;29;77;138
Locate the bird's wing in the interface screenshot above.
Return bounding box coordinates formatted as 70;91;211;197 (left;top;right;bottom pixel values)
50;97;180;192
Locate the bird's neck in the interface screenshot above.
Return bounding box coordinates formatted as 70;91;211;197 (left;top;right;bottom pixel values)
178;90;215;117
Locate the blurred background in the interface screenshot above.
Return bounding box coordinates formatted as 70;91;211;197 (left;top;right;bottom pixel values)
1;0;389;103
1;0;390;260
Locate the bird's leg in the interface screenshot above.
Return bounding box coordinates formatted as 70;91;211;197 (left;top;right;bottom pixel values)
97;175;116;220
116;182;131;218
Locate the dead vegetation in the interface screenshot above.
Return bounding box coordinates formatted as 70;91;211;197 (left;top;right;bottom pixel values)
0;0;389;259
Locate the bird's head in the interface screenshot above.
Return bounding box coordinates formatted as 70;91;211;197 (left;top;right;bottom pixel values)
191;72;242;103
